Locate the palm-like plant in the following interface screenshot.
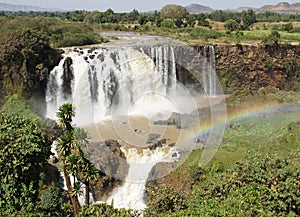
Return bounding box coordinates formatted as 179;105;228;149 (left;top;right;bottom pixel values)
70;181;82;214
73;128;90;151
57;103;75;131
56;103;81;215
65;154;80;184
70;181;83;198
57;130;74;157
82;160;99;206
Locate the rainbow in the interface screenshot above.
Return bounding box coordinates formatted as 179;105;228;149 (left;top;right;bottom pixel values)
184;102;300;166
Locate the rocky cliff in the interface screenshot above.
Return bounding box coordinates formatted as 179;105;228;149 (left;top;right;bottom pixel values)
214;44;300;93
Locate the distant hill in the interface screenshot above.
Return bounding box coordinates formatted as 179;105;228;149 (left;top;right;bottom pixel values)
257;2;300;14
0;2;63;12
185;4;214;14
226;7;256;13
186;2;300;14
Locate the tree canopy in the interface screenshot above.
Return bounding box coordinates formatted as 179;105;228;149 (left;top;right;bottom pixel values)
0;113;51;214
160;4;189;27
0;28;60;96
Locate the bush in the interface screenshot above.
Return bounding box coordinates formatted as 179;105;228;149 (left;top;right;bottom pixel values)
161;19;175;28
38;186;70;216
55;32;104;47
145;184;187;216
0;113;51;214
281;22;293;32
262;30;281;46
224;19;239;31
78;203;135;217
177;152;300;216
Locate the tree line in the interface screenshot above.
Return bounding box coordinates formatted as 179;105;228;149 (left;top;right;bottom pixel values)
1;5;300;26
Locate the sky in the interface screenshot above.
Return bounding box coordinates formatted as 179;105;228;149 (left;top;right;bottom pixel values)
0;0;299;12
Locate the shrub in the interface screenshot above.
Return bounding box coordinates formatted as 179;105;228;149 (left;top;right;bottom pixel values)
145;184;187;216
224;19;239;31
161;19;175;28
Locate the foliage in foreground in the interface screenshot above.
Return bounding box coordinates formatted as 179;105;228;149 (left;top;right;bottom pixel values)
78;203;137;217
146;150;300;217
0;113;51;214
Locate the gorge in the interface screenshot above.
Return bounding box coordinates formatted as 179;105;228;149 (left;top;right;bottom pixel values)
45;33;225;211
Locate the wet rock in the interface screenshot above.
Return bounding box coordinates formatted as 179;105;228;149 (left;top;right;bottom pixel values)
172;152;178;158
148;139;167;150
146;133;161;144
81;139;129;201
153;120;167;125
168;143;176;147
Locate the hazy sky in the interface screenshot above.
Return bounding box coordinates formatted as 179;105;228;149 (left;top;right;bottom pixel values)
1;0;299;12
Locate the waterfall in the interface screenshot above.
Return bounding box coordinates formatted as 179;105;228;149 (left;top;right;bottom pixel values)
202;46;217;97
146;46;177;90
107;147;179;210
46;47;178;125
45;44;219;211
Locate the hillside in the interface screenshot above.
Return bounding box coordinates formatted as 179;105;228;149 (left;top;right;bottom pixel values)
185;3;215;14
0;2;62;12
257;2;300;14
186;2;300;14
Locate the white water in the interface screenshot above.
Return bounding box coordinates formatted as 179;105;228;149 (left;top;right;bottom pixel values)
107;147;179;210
46;44;219;211
202;46;217;97
46;47;178;125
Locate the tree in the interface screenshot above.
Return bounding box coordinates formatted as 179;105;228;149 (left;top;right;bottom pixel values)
57;103;75;131
127;9;139;22
241;9;256;30
224;19;239;31
160;4;189;28
56;103;98;213
0;113;51;214
195;14;209;27
0;28;60;96
84;11;102;24
138;15;148;25
102;9;117;23
209;10;227;22
56;103;80;215
70;182;83;199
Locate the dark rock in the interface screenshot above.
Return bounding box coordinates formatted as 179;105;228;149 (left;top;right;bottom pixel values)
172;152;178;158
168;143;176;147
153;120;167;125
146;133;161;144
148;139;167;150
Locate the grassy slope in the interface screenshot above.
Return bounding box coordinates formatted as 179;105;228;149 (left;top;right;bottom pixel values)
145;91;300;216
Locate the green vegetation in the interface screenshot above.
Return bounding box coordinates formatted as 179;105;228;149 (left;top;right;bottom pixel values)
0;7;299;46
145;110;300;216
0;5;299;216
0;113;51;214
0;27;60;97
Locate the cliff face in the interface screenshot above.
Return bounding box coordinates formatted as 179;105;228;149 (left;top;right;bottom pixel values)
214;44;300;93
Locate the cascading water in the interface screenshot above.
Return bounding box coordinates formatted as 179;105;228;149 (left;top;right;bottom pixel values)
45;43;219;211
46;47;178;125
202;46;217;97
107;147;179;210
